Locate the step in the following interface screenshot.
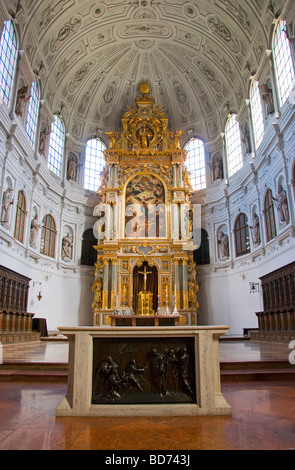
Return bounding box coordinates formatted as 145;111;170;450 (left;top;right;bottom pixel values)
0;362;68;382
220;360;295;382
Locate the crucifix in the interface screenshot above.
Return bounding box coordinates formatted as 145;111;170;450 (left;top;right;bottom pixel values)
139;265;153;291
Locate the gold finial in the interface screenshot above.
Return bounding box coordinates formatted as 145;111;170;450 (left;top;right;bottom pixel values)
140;82;150;96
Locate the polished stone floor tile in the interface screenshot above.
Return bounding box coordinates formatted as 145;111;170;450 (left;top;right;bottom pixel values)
0;381;294;450
0;339;295;450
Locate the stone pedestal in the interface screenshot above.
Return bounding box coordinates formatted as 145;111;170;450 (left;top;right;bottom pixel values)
56;326;231;417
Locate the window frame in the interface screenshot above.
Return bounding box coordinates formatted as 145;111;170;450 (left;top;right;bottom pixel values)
273;20;295;107
264;189;277;242
234;213;251;258
184;138;206;191
48;115;65;178
26;81;40;148
0;20;18;107
225;114;244;178
84;138;107;192
14;190;26;244
40;214;56;259
250;80;265;150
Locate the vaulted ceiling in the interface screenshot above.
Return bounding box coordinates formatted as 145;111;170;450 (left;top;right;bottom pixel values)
7;0;284;144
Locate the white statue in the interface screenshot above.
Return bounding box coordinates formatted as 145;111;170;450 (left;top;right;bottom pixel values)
1;188;13;223
273;185;290;223
218;231;229;260
30;214;42;247
62;233;73;261
249;213;261;245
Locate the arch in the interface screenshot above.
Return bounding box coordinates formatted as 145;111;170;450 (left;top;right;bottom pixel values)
48;115;65;177
264;189;277;242
184;138;206;191
273;20;295;107
26;81;40;148
40;214;56;258
81;228;97;266
84;138;107;191
14;190;26;243
0;21;18;107
194;228;210;265
250;80;265;150
234;213;250;257
133;261;158;314
225;114;243;177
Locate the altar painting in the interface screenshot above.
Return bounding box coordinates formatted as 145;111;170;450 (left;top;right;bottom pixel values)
125;174;166;238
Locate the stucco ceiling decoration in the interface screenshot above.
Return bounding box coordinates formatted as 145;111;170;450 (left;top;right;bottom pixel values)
8;0;284;143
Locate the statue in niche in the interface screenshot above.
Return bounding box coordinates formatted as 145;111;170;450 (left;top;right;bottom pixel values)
249;212;261;245
1;188;13;223
242;122;252;155
218;231;229;260
30;214;42;247
137;124;154;148
261;84;275;115
61;233;73;261
213;154;223;181
39;128;50;156
67;153;78;182
15;86;30;118
272;184;290;223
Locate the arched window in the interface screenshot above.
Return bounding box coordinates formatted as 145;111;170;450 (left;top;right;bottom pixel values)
81;229;97;266
48;115;65;177
26;81;40;148
225;115;243;177
250;81;265;150
184;138;206;191
0;21;18;106
264;189;277;242
14;190;26;243
84;138;106;191
40;214;56;258
234;213;250;257
273;20;295;107
194;229;210;265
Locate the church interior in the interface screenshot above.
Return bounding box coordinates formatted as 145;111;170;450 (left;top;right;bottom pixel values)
0;0;295;450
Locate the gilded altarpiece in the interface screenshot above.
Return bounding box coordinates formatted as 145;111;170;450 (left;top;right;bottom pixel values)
92;84;199;326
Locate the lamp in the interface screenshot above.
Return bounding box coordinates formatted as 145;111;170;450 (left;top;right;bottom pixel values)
249;282;260;294
33;282;43;301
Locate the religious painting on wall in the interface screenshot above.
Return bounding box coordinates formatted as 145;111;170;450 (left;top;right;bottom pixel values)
125;173;167;238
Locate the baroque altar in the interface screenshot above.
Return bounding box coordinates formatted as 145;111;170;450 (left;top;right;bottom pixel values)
92;83;199;327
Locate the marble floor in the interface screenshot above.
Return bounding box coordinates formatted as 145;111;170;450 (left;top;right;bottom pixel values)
0;339;294;450
0;337;293;365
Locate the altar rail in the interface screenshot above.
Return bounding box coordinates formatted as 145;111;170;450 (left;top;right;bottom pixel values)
251;262;295;342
